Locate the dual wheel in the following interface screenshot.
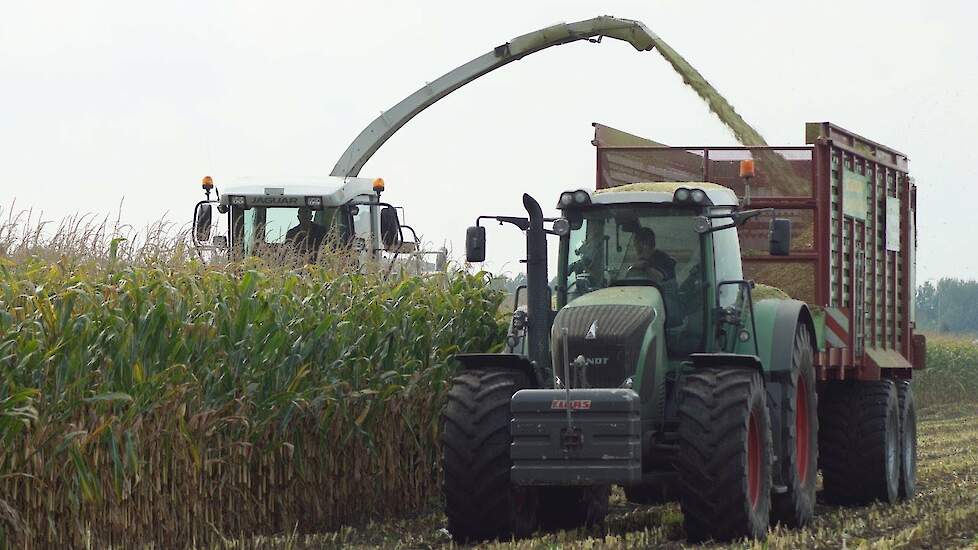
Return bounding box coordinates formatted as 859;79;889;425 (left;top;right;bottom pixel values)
819;377;917;504
440;368;609;544
675;324;818;542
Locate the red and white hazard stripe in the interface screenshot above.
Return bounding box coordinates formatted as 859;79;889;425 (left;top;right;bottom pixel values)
824;307;850;349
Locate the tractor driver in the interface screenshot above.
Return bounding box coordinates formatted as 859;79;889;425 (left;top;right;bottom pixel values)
286;207;328;257
631;227;685;328
632;227;677;281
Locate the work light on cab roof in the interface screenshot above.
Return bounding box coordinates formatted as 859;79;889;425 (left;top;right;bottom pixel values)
558;189;592;208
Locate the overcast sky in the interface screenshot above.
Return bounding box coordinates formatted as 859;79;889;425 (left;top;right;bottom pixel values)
2;1;975;283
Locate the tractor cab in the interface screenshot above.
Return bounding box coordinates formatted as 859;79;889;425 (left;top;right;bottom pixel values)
192;176;444;268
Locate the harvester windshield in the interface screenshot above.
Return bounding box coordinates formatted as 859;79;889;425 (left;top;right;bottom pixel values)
563;205;705;354
233;205;357;258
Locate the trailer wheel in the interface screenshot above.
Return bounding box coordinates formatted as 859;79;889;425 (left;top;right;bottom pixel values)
771;325;818;527
441;368;537;543
896;380;917;500
819;380;900;505
537;485;610;530
624;481;675;505
678;368;772;542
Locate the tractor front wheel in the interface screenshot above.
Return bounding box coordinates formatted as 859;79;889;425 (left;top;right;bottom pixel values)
678;368;772;542
441;368;538;543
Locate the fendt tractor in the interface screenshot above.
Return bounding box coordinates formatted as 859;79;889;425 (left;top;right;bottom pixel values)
442;122;924;543
191;175;446;270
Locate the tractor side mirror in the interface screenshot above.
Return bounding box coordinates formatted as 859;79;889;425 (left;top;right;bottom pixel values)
380;207;402;250
435;247;448;271
212;235;228;249
465;226;486;262
194;203;213;242
769;218;791;256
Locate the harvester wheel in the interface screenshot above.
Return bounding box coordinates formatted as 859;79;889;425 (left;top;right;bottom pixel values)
678;368;772;542
896;380;917;499
441;368;537;543
818;380;900;504
771;325;818;527
536;485;610;530
624;481;675;505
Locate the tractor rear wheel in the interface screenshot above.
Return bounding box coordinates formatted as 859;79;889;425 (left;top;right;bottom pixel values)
441;368;538;543
537;485;610;530
896;380;917;500
771;325;818;527
818;380;900;505
678;368;772;542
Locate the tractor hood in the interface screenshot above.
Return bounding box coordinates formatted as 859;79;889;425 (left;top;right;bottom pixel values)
551;287;664;389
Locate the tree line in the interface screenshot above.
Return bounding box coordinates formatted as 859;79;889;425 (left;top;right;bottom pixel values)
916;278;978;335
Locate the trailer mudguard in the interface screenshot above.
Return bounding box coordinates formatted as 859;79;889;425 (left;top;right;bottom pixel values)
453;353;545;387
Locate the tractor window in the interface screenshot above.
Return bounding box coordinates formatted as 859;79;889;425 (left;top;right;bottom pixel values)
712;214;745;308
564;205;705;357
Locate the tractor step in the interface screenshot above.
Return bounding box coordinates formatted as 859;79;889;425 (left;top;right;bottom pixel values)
510;388;642;485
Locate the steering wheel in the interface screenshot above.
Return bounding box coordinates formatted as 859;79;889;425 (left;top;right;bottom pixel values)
624;263;666;282
566;272;593;294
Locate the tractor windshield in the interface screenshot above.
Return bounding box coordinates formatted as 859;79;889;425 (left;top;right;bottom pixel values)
231;205;353;259
562;205;705;356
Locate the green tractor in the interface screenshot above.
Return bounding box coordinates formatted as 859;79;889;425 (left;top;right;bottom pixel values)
443;183;829;542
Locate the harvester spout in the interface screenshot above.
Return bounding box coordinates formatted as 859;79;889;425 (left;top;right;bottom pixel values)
331;16;659;178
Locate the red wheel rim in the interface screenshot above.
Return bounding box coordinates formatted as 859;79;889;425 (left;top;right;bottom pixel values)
748;410;761;509
795;377;810;484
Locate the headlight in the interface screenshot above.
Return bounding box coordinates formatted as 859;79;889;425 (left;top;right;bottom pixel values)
229;195;246;206
690;189;707;204
552;218;571;236
674;188;690;202
573;190;589;204
558;192;575;208
306;196;323;208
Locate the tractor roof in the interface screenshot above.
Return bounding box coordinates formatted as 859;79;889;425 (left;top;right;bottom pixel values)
590;181;738;207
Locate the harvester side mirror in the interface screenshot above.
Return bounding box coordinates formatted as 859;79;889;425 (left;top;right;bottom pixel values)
194;203;213;242
435;248;448;271
465;226;486;262
380;207;402;250
212;235;228;249
769;218;791;256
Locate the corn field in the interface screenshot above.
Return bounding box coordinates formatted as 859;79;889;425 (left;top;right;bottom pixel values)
0;213;506;548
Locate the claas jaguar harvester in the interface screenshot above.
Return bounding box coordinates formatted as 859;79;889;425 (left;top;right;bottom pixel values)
442;122;924;543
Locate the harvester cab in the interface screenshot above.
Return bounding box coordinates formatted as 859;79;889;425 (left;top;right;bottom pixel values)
443;180;822;544
191;176;446;270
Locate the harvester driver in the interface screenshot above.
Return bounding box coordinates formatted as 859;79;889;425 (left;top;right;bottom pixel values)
287;207;328;257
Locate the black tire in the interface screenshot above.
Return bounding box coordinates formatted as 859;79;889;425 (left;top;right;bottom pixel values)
771;325;818;527
678;368;772;543
624;481;676;505
537;485;610;530
896;380;917;500
818;380;900;505
441;368;538;543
